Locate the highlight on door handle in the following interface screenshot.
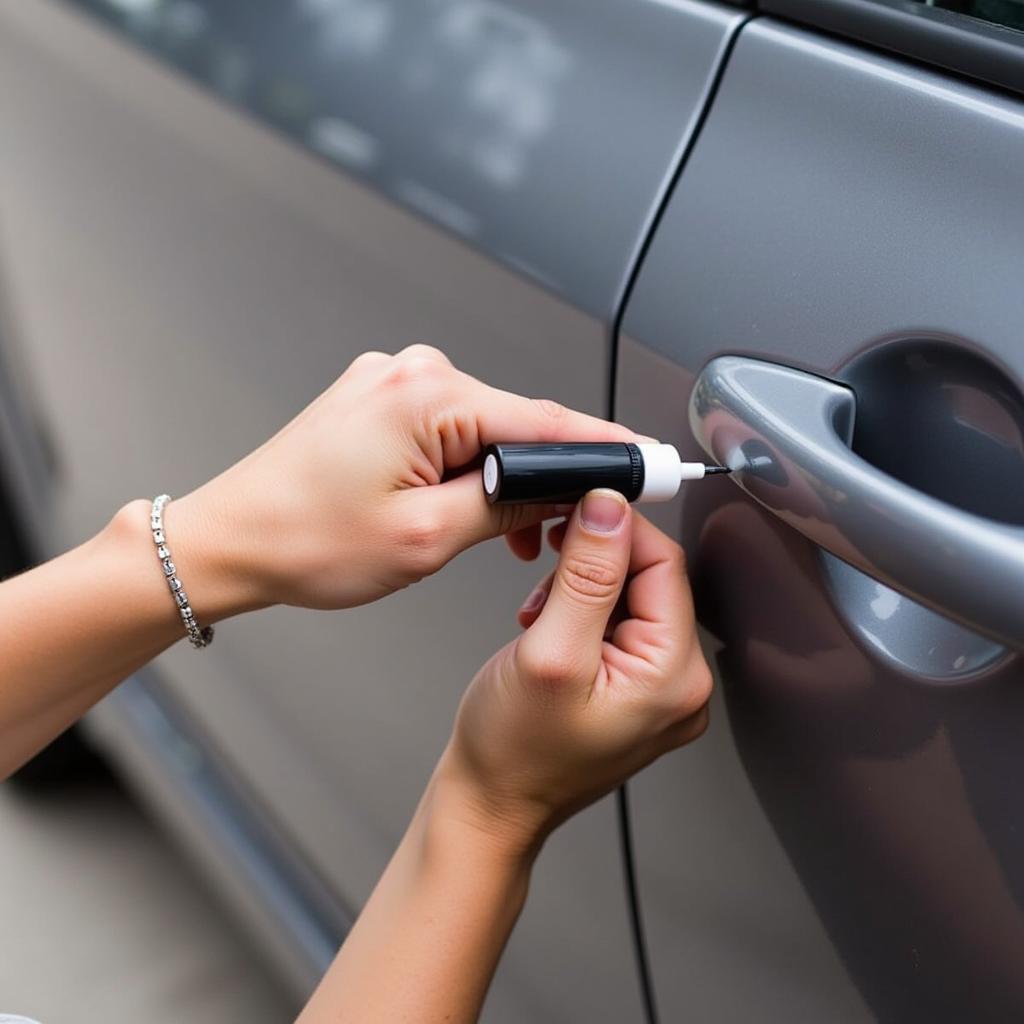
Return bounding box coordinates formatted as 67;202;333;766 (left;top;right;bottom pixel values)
689;355;1024;651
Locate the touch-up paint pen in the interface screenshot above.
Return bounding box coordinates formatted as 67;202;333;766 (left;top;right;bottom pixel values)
482;442;730;505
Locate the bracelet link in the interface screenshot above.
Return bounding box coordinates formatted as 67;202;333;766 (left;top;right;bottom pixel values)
150;494;214;649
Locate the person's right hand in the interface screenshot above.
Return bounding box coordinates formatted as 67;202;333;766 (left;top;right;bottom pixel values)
164;345;639;622
436;489;713;852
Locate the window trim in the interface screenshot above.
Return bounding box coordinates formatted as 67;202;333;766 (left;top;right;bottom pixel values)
762;0;1024;96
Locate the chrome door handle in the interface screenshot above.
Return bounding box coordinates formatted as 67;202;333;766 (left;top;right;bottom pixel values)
690;355;1024;650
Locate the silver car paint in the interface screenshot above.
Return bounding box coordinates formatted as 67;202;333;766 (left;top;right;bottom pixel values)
620;18;1024;1022
690;355;1024;653
58;0;745;321
0;0;746;1017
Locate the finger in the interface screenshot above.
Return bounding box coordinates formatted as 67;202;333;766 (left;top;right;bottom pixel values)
506;523;543;561
401;359;644;494
516;571;554;629
517;490;631;689
624;514;694;624
473;382;637;447
427;371;639;471
522;535;629;635
393;348;640;447
512;515;569;561
412;472;569;563
605;515;696;671
547;518;648;638
603;588;632;641
547;519;569;553
522;587;631;641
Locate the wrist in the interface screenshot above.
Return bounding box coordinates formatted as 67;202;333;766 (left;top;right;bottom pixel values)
109;494;268;628
410;762;535;927
168;488;272;621
424;746;552;869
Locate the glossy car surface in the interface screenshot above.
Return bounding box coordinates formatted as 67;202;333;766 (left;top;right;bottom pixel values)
1;1;1022;1020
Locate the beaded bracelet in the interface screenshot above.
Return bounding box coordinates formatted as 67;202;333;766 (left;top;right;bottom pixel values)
150;494;214;649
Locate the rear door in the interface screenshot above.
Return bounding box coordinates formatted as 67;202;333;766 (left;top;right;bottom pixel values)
619;13;1024;1022
0;0;746;1017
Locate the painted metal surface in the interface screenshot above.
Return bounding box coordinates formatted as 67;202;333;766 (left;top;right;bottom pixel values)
0;0;747;1018
59;0;745;319
764;0;1024;96
619;18;1024;1022
89;672;351;996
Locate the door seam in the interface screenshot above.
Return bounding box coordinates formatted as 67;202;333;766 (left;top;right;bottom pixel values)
607;11;754;1024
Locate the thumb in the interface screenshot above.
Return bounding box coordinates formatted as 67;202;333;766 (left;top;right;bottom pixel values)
516;490;631;689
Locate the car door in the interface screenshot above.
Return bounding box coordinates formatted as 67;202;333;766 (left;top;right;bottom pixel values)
618;11;1024;1022
0;0;747;1017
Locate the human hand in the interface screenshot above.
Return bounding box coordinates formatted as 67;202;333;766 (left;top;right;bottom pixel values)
167;345;638;617
295;493;706;1024
436;489;713;855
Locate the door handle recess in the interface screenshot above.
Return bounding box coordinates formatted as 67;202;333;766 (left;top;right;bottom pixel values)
690;355;1024;651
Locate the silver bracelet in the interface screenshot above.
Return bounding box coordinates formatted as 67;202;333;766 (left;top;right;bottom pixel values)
150;494;214;650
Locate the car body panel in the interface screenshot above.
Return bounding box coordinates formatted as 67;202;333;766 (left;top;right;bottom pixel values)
616;346;873;1024
59;0;746;320
619;18;1024;1022
0;0;746;1017
764;0;1024;97
86;671;348;1000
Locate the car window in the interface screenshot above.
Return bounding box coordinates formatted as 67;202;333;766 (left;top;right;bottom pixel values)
914;0;1024;32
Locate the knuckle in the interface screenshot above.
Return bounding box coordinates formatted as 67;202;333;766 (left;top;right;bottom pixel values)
398;512;446;571
533;398;567;426
686;703;711;741
383;354;444;390
350;350;388;370
666;540;688;575
518;644;578;689
406;355;442;380
682;660;714;715
400;343;449;364
559;553;621;604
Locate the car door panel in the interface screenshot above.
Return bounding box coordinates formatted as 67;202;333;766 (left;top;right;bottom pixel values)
0;0;747;1017
619;18;1024;1023
53;0;746;322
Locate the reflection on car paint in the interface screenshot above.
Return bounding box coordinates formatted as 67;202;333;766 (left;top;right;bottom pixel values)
63;0;746;317
66;0;572;284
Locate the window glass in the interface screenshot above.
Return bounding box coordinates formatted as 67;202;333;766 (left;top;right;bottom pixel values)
916;0;1024;32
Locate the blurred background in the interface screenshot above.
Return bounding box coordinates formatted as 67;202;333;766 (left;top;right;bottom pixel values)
0;772;293;1021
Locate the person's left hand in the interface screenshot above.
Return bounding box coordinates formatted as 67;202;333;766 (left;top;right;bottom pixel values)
436;491;712;851
168;345;639;618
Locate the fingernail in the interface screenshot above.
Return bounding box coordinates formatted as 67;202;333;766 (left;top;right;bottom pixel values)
580;489;627;533
521;585;546;613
